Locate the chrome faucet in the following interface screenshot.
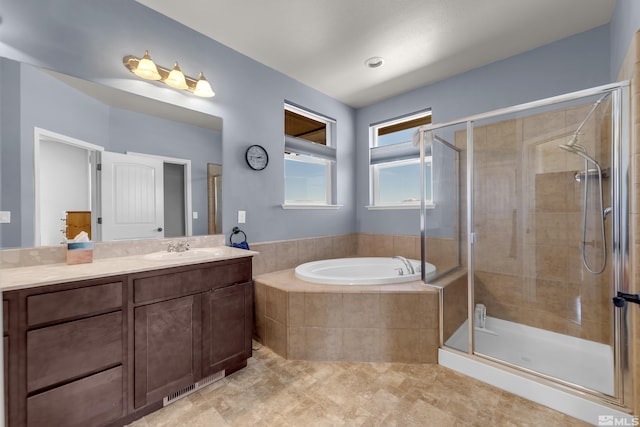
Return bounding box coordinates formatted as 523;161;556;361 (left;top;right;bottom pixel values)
393;256;415;275
175;241;190;252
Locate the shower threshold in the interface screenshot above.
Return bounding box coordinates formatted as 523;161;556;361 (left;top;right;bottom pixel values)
445;316;613;395
440;316;630;425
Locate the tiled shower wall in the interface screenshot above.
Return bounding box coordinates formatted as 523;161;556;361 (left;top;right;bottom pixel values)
618;29;640;415
456;102;613;345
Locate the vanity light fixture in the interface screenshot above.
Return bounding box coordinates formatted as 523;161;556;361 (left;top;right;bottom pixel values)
123;51;215;97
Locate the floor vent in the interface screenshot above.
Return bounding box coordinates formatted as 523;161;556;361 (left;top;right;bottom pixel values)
163;370;225;407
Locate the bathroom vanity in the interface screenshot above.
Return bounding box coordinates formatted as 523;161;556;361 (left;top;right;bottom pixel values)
0;248;255;427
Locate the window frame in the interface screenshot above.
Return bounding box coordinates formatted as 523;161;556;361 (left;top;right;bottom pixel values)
283;103;340;209
368;109;433;210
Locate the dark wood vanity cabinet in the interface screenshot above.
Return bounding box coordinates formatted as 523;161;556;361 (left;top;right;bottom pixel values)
202;282;253;377
6;278;126;427
4;299;10;427
3;255;253;427
130;258;253;411
133;294;202;409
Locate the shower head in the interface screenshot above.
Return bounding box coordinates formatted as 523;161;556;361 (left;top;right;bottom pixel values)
559;143;601;167
558;143;576;153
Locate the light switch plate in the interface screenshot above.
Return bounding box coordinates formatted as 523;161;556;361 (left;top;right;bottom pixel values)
192;211;198;219
238;210;246;224
0;211;10;223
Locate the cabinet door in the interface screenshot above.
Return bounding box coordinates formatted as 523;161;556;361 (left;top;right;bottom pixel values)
134;294;201;409
202;282;252;377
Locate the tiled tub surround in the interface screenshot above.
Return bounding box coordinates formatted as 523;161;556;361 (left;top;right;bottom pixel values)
254;269;442;364
1;232;457;275
250;233;458;277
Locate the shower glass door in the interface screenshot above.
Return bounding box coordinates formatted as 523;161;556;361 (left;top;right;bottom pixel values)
466;88;624;399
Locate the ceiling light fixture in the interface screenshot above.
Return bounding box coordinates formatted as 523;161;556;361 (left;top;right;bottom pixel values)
365;56;385;69
123;51;215;97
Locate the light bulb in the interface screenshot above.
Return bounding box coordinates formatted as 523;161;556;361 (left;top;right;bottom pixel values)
133;50;161;81
165;62;188;89
194;72;215;97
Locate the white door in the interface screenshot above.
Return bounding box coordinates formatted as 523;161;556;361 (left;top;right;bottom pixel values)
100;151;164;241
38;140;92;245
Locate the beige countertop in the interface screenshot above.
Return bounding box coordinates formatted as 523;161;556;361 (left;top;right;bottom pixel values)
0;246;258;292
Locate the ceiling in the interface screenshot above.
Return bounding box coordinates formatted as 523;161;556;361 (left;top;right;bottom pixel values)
136;0;615;108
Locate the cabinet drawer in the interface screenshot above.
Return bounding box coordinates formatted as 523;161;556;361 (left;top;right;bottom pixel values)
205;259;252;289
27;281;122;326
133;268;207;303
27;312;122;392
27;365;123;427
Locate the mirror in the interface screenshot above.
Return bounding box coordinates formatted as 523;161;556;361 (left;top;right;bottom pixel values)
0;56;223;248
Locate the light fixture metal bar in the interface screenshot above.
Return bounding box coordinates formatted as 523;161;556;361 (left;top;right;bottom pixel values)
123;55;204;94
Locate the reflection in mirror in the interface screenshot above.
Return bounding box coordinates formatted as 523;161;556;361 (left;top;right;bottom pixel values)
0;56;223;248
207;163;222;235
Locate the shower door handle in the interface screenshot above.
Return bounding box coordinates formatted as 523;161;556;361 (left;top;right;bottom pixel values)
612;291;640;308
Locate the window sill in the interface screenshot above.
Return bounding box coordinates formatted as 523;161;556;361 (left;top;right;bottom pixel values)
281;204;343;210
365;203;435;210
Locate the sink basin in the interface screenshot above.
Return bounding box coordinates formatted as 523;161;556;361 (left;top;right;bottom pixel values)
143;247;226;261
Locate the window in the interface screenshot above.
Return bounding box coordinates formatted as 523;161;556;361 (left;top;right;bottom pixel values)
369;110;432;208
283;103;337;207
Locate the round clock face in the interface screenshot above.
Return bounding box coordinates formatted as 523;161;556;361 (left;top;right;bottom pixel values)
245;145;269;170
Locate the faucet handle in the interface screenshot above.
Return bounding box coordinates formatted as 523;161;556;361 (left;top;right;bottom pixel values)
166;241;177;252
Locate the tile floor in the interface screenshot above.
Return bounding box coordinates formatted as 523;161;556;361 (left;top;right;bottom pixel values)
127;344;589;426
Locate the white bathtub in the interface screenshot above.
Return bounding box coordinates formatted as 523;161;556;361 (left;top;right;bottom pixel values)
294;257;436;285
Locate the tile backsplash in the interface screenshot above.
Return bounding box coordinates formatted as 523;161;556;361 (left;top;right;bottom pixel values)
0;234;225;268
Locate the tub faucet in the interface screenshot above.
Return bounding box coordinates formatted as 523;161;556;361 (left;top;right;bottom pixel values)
393;256;415;275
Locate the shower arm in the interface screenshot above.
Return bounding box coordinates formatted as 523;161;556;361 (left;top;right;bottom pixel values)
565;93;610;149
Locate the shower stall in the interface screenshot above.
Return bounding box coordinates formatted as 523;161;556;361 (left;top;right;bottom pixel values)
420;82;631;420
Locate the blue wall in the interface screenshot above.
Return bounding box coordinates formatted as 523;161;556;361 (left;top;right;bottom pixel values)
1;0;638;247
610;0;640;80
0;0;355;246
355;26;612;235
0;59;22;247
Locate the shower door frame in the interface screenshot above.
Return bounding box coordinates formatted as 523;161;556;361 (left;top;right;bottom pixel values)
420;81;631;408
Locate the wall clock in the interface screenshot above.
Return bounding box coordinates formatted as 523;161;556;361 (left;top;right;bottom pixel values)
245;144;269;171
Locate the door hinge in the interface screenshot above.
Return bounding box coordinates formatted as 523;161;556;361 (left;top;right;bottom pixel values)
97;217;102;224
97;163;102;171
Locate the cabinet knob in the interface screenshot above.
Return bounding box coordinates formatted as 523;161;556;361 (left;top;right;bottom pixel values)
156;227;163;232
